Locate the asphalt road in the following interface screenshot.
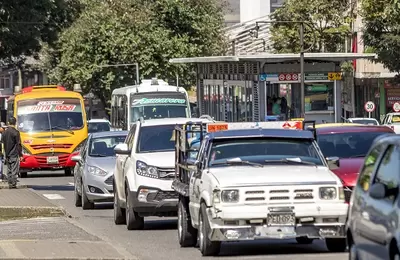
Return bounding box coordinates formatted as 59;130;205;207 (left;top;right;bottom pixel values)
20;171;349;260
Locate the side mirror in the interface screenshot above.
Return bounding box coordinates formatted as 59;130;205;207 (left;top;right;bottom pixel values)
71;155;82;162
114;143;131;155
326;156;340;170
369;182;387;200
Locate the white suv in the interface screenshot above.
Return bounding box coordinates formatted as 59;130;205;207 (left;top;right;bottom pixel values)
112;118;210;230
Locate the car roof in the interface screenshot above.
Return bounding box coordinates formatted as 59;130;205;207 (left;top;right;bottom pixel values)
314;123;362;128
88;119;110;123
348;118;378;121
208;129;314;140
315;125;394;134
90;130;128;138
140;118;211;127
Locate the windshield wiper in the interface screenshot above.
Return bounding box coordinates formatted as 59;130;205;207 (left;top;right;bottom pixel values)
211;157;263;167
265;158;317;166
50;125;74;135
347;154;365;158
90;154;108;157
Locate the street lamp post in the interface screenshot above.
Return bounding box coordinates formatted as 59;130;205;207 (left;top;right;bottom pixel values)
253;21;314;117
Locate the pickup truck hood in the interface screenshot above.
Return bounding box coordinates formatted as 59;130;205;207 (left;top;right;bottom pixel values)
135;151;175;168
208;165;340;187
331;158;364;187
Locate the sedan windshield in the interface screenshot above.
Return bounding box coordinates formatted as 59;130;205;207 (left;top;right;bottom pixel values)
318;131;389;158
17;98;84;133
137;124;176;153
208;138;324;167
89;135;127;157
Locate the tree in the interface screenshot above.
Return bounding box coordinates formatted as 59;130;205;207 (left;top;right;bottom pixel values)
268;0;355;53
0;0;81;62
40;0;227;106
361;0;400;75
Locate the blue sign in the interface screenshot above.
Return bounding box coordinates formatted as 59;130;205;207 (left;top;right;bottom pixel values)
259;73;267;81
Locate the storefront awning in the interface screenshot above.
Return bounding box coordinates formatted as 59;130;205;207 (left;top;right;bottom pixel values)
169;53;377;64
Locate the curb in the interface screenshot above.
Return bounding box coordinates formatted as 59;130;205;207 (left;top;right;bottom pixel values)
0;206;66;220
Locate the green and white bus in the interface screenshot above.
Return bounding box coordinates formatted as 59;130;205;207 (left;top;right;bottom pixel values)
110;79;191;130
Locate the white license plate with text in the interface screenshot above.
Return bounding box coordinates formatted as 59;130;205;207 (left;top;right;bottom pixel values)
267;213;295;226
47;156;59;164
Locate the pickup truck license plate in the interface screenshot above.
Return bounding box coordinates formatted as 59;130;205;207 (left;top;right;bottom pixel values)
267;213;295;226
47;156;59;164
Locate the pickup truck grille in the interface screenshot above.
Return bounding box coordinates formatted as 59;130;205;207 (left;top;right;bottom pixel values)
243;187;315;203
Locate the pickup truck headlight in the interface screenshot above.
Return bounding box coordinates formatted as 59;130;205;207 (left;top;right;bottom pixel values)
88;166;108;176
136;160;159;179
221;190;239;203
319;187;337;200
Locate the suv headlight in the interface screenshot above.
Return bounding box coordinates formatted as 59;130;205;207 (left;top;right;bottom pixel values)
136;160;159;179
87;166;108;176
319;187;337;200
73;139;86;153
221;190;239;203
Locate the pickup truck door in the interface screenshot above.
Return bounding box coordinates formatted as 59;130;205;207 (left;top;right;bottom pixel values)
189;139;208;226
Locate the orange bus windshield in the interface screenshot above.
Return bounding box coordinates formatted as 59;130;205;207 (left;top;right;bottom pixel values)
16;98;84;133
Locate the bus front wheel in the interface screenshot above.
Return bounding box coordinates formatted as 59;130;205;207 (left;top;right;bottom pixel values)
65;168;73;176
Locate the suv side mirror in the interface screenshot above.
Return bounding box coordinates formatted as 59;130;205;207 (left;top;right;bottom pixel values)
326;156;340;170
114;143;131;155
369;182;387;200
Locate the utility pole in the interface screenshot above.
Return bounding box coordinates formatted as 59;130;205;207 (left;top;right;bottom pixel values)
299;23;305;117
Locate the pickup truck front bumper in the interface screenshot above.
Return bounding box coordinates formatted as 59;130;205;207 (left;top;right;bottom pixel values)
206;203;348;241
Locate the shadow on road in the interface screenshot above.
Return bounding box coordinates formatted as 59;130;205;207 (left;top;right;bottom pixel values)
29;185;74;191
144;219;177;230
22;172;70;178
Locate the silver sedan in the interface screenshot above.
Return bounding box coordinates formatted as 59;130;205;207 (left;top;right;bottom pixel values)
72;131;128;209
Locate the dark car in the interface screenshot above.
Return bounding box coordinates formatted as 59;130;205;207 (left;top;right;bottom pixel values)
314;124;395;202
346;134;400;259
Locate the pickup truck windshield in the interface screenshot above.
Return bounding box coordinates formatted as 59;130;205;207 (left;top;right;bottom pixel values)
318;131;389;158
208;138;324;167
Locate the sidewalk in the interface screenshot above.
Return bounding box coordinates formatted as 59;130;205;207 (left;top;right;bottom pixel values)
0;188;137;259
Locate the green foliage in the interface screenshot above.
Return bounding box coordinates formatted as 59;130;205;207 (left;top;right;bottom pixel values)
361;0;400;74
40;0;227;106
0;0;81;62
269;0;354;53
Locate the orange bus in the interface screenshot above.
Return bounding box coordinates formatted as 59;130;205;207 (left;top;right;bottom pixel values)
6;85;88;177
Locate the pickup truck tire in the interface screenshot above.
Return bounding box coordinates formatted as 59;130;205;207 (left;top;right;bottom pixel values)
113;186;126;225
325;238;347;252
199;203;220;256
125;187;144;230
296;237;314;244
178;199;197;247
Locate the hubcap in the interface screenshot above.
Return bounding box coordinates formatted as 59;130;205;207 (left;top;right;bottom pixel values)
178;206;182;239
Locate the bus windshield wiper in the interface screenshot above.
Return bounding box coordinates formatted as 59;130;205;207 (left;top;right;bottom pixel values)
265;158;317;166
211;157;263;167
51;125;74;135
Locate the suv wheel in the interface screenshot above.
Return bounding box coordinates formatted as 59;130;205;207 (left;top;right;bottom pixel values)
125;187;144;230
113;184;126;225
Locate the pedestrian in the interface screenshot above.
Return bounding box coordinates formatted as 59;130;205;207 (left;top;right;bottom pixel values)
1;117;23;188
0;123;5;181
272;98;282;116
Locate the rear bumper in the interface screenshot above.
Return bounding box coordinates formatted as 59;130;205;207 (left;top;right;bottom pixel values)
20;153;78;171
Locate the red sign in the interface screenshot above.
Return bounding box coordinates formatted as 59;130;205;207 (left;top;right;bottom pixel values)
393;102;400;112
278;73;298;81
54;105;76;111
278;74;285;81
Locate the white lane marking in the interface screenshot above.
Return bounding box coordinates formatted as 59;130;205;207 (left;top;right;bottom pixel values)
68;182;75;186
42;193;65;200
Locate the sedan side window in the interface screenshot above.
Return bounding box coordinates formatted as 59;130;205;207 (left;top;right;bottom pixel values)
372;145;400;201
358;143;385;192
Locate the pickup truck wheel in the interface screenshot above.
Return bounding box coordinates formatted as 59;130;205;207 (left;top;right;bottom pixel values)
113;186;126;225
178;199;197;247
326;238;347;252
81;182;95;210
199;203;220;256
296;237;314;244
125;189;144;230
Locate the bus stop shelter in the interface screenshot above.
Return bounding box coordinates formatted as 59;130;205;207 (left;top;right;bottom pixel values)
169;52;377;123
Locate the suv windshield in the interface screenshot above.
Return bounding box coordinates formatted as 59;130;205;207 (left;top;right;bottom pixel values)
208;138;324;167
17;98;84;133
88;122;110;133
89;135;127;157
138;124;176;153
318;131;389;158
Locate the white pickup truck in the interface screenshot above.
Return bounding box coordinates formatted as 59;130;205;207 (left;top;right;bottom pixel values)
172;121;348;256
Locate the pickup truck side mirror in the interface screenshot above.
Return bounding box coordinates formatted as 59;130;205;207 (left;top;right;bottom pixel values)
369;182;388;200
326;156;340;170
